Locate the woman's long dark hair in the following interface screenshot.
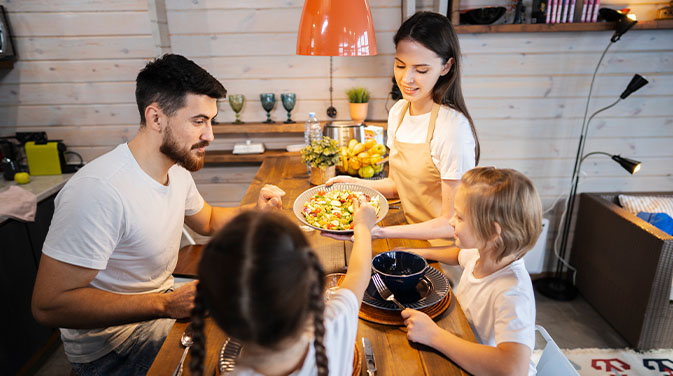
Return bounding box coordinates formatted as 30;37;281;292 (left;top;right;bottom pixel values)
189;211;327;376
394;11;480;165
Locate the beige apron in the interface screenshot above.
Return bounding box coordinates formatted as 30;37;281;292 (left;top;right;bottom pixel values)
389;102;452;246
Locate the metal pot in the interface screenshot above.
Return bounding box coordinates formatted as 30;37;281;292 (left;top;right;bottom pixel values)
323;121;365;147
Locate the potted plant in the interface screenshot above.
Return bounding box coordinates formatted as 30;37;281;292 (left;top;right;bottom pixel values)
347;87;370;124
301;136;342;185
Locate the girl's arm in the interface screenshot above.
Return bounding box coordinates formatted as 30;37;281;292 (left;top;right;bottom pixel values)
397;246;461;266
325;176;398;199
373;179;459;240
339;199;377;303
402;310;531;376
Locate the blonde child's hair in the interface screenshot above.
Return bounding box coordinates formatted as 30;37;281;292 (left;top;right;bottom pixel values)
460;167;543;263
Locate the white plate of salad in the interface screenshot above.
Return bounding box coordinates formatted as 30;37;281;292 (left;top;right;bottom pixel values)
293;183;389;233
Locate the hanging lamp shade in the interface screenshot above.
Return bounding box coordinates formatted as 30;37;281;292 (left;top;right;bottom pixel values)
296;0;378;56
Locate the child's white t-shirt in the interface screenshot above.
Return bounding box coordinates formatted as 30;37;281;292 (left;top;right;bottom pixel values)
455;248;537;375
233;288;359;376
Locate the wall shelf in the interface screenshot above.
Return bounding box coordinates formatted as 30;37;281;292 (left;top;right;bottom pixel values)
454;19;673;34
0;60;14;69
205;149;299;164
212;121;387;135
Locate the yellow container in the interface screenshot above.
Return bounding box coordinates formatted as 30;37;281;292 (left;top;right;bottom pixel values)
25;141;62;175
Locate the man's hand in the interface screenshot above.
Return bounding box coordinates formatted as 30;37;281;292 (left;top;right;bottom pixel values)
163;280;198;319
257;184;285;210
324;175;359;187
402;308;441;347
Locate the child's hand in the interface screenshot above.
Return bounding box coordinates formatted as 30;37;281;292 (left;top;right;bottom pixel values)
352;198;377;230
402;308;439;347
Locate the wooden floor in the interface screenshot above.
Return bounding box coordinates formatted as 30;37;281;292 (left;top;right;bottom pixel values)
29;287;628;376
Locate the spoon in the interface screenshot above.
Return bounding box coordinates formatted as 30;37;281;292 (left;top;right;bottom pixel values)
173;324;194;376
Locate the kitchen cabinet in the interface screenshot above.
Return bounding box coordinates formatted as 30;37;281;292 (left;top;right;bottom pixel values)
0;193;57;374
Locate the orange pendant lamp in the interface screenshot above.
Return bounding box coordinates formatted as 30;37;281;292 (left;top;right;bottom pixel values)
296;0;378;56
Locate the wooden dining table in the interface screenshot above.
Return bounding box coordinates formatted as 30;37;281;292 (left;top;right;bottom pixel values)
147;156;477;376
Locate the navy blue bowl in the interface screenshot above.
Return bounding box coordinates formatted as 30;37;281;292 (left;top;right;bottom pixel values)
372;251;428;297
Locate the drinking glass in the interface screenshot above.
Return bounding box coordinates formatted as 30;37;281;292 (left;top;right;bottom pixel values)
228;94;245;124
281;93;296;123
260;93;276;123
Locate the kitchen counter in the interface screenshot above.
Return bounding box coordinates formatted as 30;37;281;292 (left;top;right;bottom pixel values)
0;173;72;224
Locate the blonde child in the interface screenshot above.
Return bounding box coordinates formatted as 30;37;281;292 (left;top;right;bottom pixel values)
401;167;542;375
188;199;377;376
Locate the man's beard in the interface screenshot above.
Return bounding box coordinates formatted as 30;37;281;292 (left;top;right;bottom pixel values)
159;123;208;172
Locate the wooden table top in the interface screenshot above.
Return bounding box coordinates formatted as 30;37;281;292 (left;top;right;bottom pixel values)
148;156;476;376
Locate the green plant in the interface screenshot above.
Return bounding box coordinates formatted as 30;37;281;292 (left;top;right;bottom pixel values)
301;137;342;169
346;87;370;103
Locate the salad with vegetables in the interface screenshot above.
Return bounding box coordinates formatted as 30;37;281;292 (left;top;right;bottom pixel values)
301;189;380;231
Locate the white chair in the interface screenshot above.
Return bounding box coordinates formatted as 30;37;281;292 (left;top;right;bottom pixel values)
535;325;579;376
181;225;196;246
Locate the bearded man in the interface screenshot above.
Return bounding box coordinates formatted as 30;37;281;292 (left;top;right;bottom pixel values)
31;54;285;375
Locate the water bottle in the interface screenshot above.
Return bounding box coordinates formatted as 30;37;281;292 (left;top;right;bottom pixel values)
304;112;322;175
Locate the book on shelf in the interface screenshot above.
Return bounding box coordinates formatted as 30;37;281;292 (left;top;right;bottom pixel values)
591;0;600;22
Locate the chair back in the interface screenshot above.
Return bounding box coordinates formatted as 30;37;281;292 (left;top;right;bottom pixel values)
535;325;579;376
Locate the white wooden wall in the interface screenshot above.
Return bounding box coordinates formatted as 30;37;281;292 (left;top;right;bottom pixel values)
1;0;671;270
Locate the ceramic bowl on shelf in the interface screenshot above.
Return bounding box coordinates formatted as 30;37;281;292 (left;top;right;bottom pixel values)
460;6;506;25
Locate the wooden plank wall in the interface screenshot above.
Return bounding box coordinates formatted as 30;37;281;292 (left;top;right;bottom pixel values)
1;0;671;269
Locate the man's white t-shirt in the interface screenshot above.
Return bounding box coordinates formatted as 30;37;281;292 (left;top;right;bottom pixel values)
455;249;537;376
233;288;360;376
386;99;476;180
42;143;204;363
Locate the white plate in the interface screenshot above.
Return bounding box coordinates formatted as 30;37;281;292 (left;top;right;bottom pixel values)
292;183;389;234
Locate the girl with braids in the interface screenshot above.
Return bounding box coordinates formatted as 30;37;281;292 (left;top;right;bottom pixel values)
327;11;480;248
189;199;377;376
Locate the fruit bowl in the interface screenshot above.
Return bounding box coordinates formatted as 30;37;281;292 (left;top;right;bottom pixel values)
338;138;387;179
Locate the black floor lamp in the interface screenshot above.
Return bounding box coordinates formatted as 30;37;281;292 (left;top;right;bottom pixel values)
534;12;648;301
534;74;647;301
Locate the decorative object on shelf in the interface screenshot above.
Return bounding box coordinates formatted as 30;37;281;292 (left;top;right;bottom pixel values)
657;1;673;19
281;93;296;124
512;0;525;24
228;94;245;124
300;136;342;185
0;6;16;61
534;73;648;301
459;6;506;25
296;0;377;119
232;139;265;155
346;87;370;124
530;0;548;24
259;93;276;124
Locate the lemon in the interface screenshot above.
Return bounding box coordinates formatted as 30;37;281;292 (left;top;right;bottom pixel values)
14;172;30;184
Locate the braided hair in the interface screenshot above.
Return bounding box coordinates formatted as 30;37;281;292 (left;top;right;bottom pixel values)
188;284;207;376
190;210;328;375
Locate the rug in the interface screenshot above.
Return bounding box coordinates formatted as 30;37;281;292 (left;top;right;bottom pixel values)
532;348;673;375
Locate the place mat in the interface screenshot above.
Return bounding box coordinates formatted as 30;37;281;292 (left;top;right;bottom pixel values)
352;343;361;376
362;266;450;311
359;288;452;326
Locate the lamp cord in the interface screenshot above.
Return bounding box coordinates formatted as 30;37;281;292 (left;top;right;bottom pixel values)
330;56;333;109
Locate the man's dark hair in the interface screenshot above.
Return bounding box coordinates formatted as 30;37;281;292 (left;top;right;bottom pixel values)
135;54;227;125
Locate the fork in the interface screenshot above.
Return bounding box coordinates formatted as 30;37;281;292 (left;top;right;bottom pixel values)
371;273;405;310
219;336;244;374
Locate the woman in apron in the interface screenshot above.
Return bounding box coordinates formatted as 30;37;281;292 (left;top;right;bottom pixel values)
327;11;479;246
